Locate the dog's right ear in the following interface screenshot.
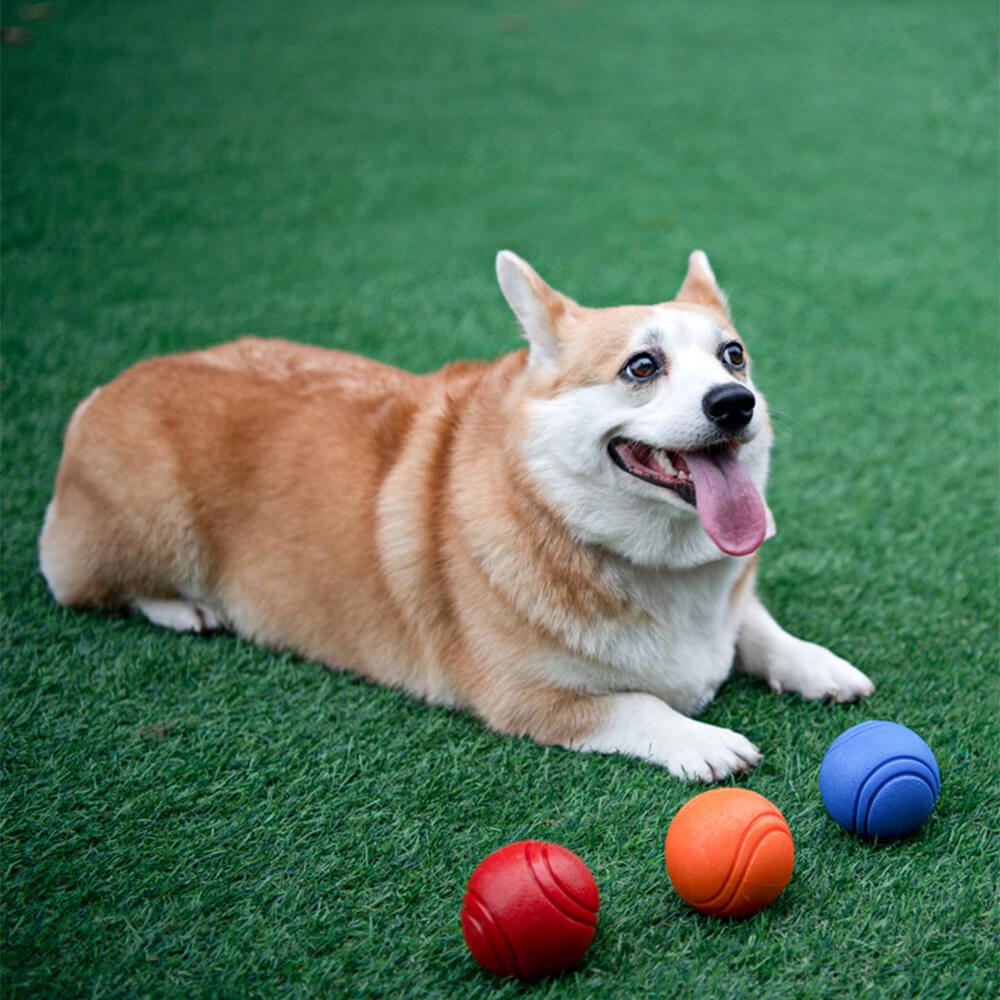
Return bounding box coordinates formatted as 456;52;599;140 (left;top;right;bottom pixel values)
496;251;578;370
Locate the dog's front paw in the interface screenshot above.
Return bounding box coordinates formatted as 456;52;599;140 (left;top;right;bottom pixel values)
665;720;763;782
573;693;762;781
767;640;874;703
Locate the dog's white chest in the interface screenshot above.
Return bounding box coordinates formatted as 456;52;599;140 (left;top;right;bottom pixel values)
555;560;747;717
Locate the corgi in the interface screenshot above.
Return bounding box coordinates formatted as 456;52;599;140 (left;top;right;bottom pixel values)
39;251;874;780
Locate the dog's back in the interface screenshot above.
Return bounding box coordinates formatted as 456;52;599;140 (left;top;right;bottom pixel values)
40;338;502;688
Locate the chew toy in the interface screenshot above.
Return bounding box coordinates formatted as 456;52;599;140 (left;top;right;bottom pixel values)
460;840;599;980
664;788;795;918
819;720;940;840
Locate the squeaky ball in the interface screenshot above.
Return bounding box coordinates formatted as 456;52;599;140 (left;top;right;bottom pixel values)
819;720;940;840
665;788;795;918
460;840;599;980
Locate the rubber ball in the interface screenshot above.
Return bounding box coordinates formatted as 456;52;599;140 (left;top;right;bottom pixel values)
819;720;940;840
460;840;599;980
664;788;795;918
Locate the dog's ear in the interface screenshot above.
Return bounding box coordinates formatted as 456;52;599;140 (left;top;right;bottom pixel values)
496;251;578;369
675;250;730;317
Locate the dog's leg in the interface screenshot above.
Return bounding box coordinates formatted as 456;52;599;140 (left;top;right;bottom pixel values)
556;691;762;781
132;599;224;634
736;595;874;701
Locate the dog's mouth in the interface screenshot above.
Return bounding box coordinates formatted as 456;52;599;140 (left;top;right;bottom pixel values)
608;437;769;557
609;439;698;505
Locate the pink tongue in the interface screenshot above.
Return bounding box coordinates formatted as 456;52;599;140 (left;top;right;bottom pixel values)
682;448;768;556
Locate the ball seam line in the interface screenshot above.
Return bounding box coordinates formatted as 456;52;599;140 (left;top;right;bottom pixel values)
540;846;599;916
688;813;790;912
463;887;523;979
852;757;940;836
525;843;599;929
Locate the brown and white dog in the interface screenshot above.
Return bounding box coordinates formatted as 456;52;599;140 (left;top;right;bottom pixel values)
39;251;873;780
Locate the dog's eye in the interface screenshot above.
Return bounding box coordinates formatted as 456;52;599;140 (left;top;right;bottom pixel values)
721;342;746;370
622;352;661;382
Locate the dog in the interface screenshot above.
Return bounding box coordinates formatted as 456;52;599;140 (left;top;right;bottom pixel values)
39;250;874;780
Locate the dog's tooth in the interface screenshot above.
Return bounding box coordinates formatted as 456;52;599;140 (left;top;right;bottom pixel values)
654;448;675;474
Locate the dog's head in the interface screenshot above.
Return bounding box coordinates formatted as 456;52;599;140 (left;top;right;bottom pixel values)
497;250;775;569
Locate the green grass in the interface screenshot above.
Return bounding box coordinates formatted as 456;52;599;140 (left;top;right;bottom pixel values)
2;1;997;997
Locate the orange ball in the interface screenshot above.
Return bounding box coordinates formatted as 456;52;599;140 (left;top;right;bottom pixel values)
664;788;795;918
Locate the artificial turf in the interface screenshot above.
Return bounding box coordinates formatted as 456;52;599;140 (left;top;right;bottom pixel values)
2;0;997;997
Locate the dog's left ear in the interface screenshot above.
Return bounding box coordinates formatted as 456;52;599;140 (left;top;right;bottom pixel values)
496;250;579;370
675;250;730;318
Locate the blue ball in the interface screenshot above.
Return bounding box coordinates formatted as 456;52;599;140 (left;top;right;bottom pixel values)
819;721;940;840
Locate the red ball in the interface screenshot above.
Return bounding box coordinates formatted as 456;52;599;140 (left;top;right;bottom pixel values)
461;840;599;980
665;788;795;918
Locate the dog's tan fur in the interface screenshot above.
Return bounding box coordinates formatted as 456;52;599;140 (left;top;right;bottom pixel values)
40;252;873;779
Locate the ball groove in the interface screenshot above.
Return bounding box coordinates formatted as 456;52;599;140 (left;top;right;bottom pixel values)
525;842;599;927
853;756;941;835
697;815;793;915
461;887;521;978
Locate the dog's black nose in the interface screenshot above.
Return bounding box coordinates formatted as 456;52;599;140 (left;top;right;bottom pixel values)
702;383;756;433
